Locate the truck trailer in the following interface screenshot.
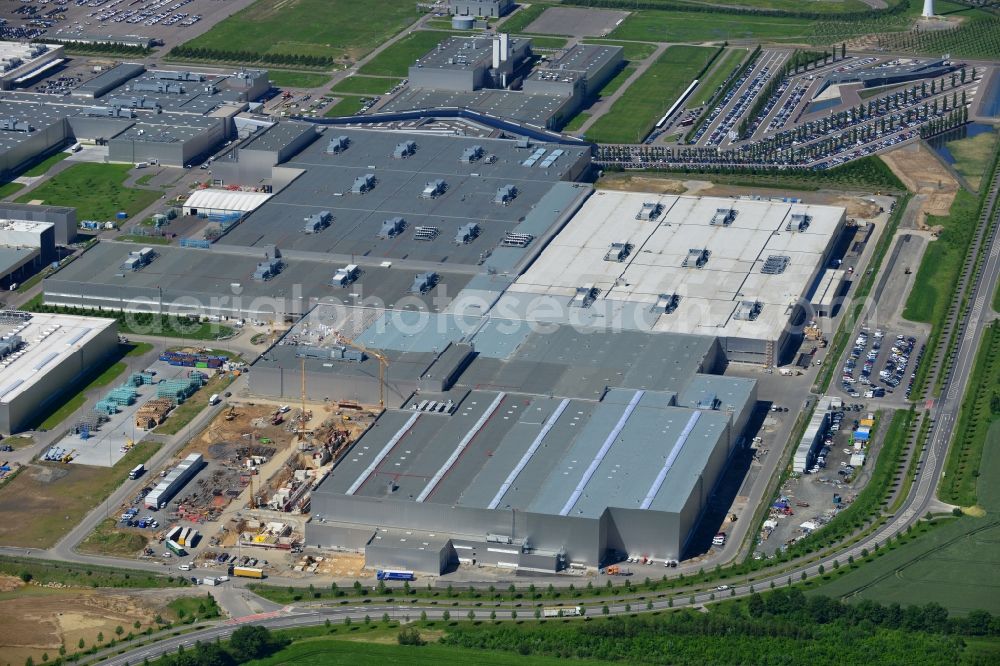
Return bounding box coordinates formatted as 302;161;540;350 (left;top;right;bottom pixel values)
543;606;583;617
376;569;415;581
232;566;264;579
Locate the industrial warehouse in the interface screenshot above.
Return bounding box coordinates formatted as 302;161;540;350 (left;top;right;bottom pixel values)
0;311;118;434
300;314;757;572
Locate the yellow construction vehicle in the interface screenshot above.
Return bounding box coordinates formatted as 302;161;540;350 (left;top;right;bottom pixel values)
333;332;389;410
224;405;237;421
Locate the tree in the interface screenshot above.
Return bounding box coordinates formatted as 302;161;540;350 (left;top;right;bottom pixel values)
442;610;451;621
467;610;475;621
534;608;541;620
601;605;610;616
490;610;496;620
229;625;287;662
97;632;104;644
420;610;427;621
382;612;391;624
78;638;85;650
116;625;124;638
133;620;141;630
397;627;425;646
511;610;518;620
19;571;32;583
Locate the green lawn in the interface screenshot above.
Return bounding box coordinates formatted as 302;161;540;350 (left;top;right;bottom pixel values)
581;40;657;63
584;45;717;144
37;360;128;431
518;35;568;49
903;189;979;324
178;0;419;61
23;151;70;177
689;47;749;107
325;96;369;117
939;324;1000;507
812;420;1000;614
244;636;619;666
0;181;24;198
562;112;591;133
268;70;333;88
611;9;815;43
16;163;160;222
499;3;550;34
944;126;998;192
596;65;635;98
77;518;148;557
359;30;457;77
677;0;874;13
166;594;221;622
0;552;183;588
331;76;404;96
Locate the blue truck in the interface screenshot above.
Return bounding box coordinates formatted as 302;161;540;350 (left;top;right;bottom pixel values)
376;569;415;581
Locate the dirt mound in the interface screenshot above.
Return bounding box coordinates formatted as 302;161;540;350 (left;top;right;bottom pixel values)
0;574;22;592
879;145;958;226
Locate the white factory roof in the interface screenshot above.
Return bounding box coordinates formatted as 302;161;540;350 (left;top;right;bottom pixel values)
506;191;845;342
0;312;115;404
0;219;53;233
183;189;272;213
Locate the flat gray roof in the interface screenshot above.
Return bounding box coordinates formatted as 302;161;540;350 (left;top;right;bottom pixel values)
218;128;588;267
538;44;622;79
320;385;735;518
242;121;317;153
381;87;574;128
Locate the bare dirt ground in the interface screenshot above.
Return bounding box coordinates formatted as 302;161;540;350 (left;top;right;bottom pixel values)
310;552;370;579
0;587;173;665
880;145;959;227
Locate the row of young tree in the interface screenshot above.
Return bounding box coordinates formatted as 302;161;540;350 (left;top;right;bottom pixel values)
442;592;1000;664
168;45;336;68
563;0;913;22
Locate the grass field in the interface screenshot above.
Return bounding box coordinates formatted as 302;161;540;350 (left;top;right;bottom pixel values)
938;324;1000;507
812;421;1000;614
0;442;159;548
78;518;148;557
944;126;999;192
902;189;978;324
584;45;717;144
330;76;404;96
677;0;874;12
268;70;332;89
499;3;550;34
0;181;24;198
23;151;70;177
581;40;657;62
689;47;749;107
562;112;591;133
167;594;220;622
16;163;160;222
37;360;128;431
179;0;418;61
243;635;619;666
518;35;569;49
358;30;457;77
154;372;235;436
325;96;369;117
0;555;182;588
611;9;814;43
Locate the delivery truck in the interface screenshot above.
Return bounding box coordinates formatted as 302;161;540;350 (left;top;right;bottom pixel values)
543;606;583;617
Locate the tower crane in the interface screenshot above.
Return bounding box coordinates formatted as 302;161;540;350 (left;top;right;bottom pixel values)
333;332;389;410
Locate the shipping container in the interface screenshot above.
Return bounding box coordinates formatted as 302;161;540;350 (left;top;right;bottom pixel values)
232;566;264;579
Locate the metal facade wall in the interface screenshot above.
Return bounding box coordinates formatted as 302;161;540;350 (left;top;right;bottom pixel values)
407;67;480;92
365;542;454;575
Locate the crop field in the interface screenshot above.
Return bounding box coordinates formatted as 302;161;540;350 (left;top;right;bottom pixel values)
16;163;160;223
585;45;717;144
178;0;418;62
812;420;1000;614
330;76;404;96
359;31;458;77
0;442;159;548
688;47;749;107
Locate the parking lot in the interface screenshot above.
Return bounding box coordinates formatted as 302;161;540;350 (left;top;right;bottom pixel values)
0;0;253;49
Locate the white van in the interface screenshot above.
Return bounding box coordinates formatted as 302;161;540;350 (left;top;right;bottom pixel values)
209;393;220;406
178;564;191;571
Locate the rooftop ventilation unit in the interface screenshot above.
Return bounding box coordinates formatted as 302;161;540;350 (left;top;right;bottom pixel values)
460;145;483;163
696;393;720;410
0;118;32;133
710;207;737;226
378;216;405;239
421;179;446;199
303;210;332;234
351;173;375;194
569;285;598;308
326;135;349;154
455;222;480;245
154;71;203;82
296;345;364;362
682;248;710;268
501;231;533;248
604;242;633;263
120;247;155;272
654;293;680;314
392;140;416;159
110;96;160;110
410;272;438;294
787;213;811;232
494;184;517;205
761;255;791;274
84;106;135;118
133;81;184;94
330;264;359;287
734;300;763;321
413;226;439;241
252;258;282;282
636;202;663;221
